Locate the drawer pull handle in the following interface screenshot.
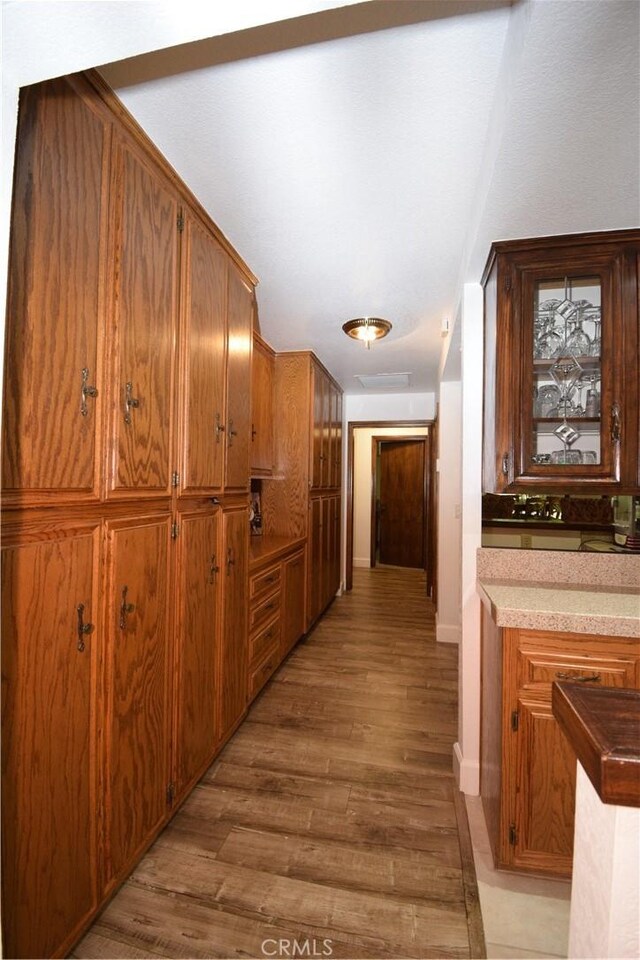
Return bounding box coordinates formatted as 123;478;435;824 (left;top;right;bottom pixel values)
80;368;98;417
555;672;601;683
119;585;135;631
208;553;220;584
76;603;93;652
264;601;276;611
124;381;140;424
264;575;276;583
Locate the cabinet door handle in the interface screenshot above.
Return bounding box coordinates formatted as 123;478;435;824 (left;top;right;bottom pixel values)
226;547;235;575
208;553;220;584
119;585;135;630
228;419;237;446
251;424;257;441
215;412;225;443
555;672;601;683
76;603;93;653
610;402;621;443
124;381;140;425
80;368;98;417
264;600;276;611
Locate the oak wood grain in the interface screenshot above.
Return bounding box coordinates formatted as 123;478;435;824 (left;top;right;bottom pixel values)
250;334;275;475
218;506;249;737
224;265;252;491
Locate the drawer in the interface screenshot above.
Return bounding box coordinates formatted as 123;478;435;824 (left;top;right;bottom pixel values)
517;648;638;694
250;589;281;633
250;616;280;666
250;564;281;603
248;649;278;700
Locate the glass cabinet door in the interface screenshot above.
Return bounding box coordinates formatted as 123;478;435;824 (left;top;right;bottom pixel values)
530;275;603;469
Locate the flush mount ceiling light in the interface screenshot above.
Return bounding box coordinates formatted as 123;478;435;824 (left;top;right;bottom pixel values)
342;317;392;349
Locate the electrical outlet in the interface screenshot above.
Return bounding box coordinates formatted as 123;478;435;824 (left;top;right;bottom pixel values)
521;533;532;549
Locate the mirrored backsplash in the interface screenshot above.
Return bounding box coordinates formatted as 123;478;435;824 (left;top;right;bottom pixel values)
482;494;639;553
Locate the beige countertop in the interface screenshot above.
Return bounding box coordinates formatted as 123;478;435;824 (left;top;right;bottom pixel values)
478;579;640;638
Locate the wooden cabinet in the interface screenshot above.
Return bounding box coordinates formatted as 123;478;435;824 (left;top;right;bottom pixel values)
481;612;640;878
225;265;253;491
218;506;249;738
104;514;173;889
282;549;306;657
248;559;281;699
482;230;640;494
178;210;227;494
308;496;324;625
251;333;275;476
174;507;221;798
2;75;110;507
107;133;179;500
311;359;343;491
1;522;101;960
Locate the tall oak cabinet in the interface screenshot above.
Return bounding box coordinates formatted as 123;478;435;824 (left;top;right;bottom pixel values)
1;72;254;958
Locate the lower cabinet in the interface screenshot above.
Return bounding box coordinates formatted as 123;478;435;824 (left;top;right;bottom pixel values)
219;505;249;739
282;549;306;657
1;523;101;960
308;493;341;629
174;507;221;799
104;514;173;890
482;611;640;879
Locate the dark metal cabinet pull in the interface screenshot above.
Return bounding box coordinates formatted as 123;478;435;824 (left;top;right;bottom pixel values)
215;412;225;443
209;553;220;584
228;419;237;446
610;402;621;443
226;547;235;575
76;603;93;652
124;381;140;425
80;368;98;417
119;585;135;630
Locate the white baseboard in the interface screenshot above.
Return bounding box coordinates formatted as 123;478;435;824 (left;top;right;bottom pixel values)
353;557;370;568
436;622;461;644
453;742;480;795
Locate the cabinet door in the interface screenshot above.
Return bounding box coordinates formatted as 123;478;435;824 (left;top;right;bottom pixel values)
2;76;109;506
307;497;324;626
330;494;341;597
179;212;227;494
225;265;253;490
330;387;343;488
251;336;274;475
1;525;100;959
175;509;221;797
108;136;179;498
321;374;331;488
219;507;249;737
311;363;325;489
282;551;306;656
105;514;172;887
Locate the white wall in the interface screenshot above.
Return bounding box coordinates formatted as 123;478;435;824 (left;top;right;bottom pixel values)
353;426;429;567
344;392;436;423
436;380;462;643
454;282;484;795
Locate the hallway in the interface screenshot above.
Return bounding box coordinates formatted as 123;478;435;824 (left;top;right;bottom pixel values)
74;567;483;960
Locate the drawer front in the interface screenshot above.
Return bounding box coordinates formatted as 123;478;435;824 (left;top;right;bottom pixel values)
248;650;278;700
250;589;281;633
250;616;280;666
517;648;639;693
250;564;281;603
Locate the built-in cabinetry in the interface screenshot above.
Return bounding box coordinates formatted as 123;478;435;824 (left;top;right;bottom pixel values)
482;230;640;494
1;72;255;959
481;606;640;878
251;333;275;476
261;353;343;630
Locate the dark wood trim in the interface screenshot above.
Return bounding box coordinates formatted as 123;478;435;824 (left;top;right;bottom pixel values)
345;420;432;591
370;437;379;568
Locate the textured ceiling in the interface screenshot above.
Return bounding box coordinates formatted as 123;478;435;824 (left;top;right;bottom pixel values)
91;1;638;394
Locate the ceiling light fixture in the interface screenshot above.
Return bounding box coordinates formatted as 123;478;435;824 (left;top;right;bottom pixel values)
342;317;392;349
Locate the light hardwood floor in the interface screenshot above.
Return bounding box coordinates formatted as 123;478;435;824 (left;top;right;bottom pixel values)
73;567;484;960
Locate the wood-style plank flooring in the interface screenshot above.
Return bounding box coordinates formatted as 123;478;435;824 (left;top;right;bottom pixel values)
73;567;484;960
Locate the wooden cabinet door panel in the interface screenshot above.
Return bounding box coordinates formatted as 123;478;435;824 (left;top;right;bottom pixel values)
2;77;109;504
312;365;324;489
105;514;172;885
321;375;331;488
225;266;252;490
330;387;343;488
180;214;227;494
512;696;576;876
219;507;249;737
108;138;178;498
251;337;274;475
1;525;100;959
175;509;221;795
308;497;323;626
282;550;306;656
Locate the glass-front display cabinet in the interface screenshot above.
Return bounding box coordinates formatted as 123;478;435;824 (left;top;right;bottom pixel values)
482;230;639;494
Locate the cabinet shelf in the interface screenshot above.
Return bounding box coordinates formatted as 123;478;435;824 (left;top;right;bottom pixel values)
533;356;600;370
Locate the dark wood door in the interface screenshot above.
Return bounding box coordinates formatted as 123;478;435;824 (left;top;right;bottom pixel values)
2;76;109;506
179;210;227;494
105;514;172;888
1;524;100;959
108;134;179;499
378;440;426;569
225;265;253;490
219;507;249;737
175;508;221;797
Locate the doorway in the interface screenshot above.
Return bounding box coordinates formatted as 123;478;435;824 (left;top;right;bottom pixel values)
371;436;427;569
